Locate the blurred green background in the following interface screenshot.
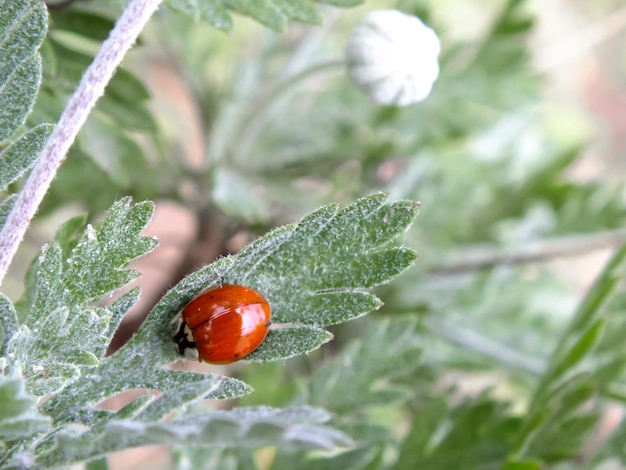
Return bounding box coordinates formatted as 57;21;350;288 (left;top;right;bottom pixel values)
9;0;626;468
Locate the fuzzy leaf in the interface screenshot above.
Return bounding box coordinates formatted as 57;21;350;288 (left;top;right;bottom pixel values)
44;360;252;424
5;199;157;396
0;369;50;443
53;213;88;262
0;0;47;143
245;326;334;362
4;196;416;465
229;0;286;31
166;0;233;30
0;199;249;427
0;124;53;190
0;294;18;355
132;194;418;365
273;0;323;24
63;198;158;305
0;195;16;232
37;406;350;467
307;318;423;414
164;0;363;31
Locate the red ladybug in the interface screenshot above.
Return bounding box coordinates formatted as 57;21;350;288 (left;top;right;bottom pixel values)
174;285;271;364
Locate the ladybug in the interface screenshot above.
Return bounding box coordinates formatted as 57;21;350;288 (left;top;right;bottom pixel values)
174;284;271;364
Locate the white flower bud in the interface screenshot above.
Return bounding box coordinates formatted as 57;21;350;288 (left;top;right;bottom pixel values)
346;9;441;106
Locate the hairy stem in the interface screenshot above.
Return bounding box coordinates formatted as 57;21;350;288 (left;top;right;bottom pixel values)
0;0;163;285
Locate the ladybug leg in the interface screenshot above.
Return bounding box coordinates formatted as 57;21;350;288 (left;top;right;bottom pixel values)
173;318;200;361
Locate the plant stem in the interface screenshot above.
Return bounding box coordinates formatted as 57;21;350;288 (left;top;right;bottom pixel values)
0;0;163;286
427;229;626;276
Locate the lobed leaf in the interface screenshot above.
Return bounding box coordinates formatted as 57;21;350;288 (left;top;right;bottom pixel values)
0;369;50;443
0;0;47;143
244;326;333;362
44;357;252;424
5;199;157;397
166;0;233;30
37;406;350;467
0;124;53;190
133;194;418;365
63;198;158;305
164;0;363;31
307;318;423;414
2;195;417;465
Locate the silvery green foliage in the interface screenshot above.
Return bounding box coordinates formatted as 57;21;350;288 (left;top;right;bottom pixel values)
346;9;441;106
307;318;423;414
0;365;50;442
0;0;52;229
0;194;418;467
133;192;418;365
0;0;47;143
165;0;364;31
0;125;53;192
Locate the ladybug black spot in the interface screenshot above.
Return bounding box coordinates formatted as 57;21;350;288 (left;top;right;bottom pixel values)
174;322;196;355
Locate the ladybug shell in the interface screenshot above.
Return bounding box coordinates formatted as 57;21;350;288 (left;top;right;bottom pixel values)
182;285;271;364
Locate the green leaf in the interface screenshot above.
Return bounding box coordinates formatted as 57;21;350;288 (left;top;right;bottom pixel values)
0;54;42;144
132;194;418;364
0;0;47;143
164;0;363;31
506;243;626;463
273;0;323;24
97;94;157;132
317;0;363;5
528;243;626;411
78;112;145;186
50;9;116;43
392;395;522;470
63;198;157;305
548;318;605;385
0;369;51;443
244;326;333;362
273;445;383;470
167;0;233;30
501;461;542;470
4;196;416;465
3;199;250;423
307;318;423;414
0;123;53;190
37;406;350;467
5;199;157;395
0;195;16;235
0;294;19;356
54;213;88;262
229;0;286;31
106;288;141;342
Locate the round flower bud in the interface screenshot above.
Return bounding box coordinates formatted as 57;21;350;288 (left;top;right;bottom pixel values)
346;9;441;106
